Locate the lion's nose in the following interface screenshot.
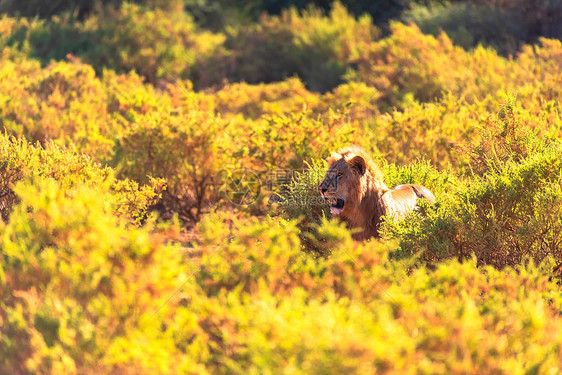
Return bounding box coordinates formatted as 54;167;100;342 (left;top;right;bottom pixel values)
321;187;327;194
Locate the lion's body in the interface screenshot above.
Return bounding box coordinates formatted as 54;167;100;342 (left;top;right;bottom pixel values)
319;146;435;240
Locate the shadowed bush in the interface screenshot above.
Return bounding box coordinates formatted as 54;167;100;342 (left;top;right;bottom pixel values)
112;106;230;222
195;2;379;92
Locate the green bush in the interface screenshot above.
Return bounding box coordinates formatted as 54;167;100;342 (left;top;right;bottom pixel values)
273;158;332;254
0;0;96;19
0;0;184;19
83;2;224;83
196;2;378;92
0;4;224;85
403;2;524;54
384;101;562;268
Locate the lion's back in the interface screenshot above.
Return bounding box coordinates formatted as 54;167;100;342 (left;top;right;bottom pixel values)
384;184;435;218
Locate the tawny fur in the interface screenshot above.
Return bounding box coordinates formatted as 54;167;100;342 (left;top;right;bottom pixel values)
319;146;435;240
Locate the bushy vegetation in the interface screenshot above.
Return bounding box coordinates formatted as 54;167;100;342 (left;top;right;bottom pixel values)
2;0;562;372
404;0;562;54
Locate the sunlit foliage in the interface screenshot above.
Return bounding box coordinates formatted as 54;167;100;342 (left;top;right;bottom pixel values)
2;1;562;372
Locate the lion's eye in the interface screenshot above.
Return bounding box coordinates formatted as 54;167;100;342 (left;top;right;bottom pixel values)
337;173;343;178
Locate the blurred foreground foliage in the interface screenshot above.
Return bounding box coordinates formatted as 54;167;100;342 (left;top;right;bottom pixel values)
2;188;562;372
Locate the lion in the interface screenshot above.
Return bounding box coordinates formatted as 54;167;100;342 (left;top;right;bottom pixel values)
319;146;435;240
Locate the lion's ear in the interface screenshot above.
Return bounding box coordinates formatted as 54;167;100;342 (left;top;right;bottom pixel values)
348;155;366;175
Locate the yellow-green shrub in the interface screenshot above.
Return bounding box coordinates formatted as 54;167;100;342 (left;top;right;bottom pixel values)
0;134;110;219
248;109;356;171
0;51;178;162
0;178;185;373
0;134;163;223
160;214;562;374
0;57;113;155
349;23;516;109
113;109;230;222
403;2;525;53
209;77;320;120
2;179;562;373
364;93;481;169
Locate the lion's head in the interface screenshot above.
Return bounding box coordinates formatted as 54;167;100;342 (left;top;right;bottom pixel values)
319;146;435;240
319;146;387;218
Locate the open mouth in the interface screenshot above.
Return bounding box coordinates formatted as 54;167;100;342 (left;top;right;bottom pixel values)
327;198;345;213
321;193;346;215
328;198;345;210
